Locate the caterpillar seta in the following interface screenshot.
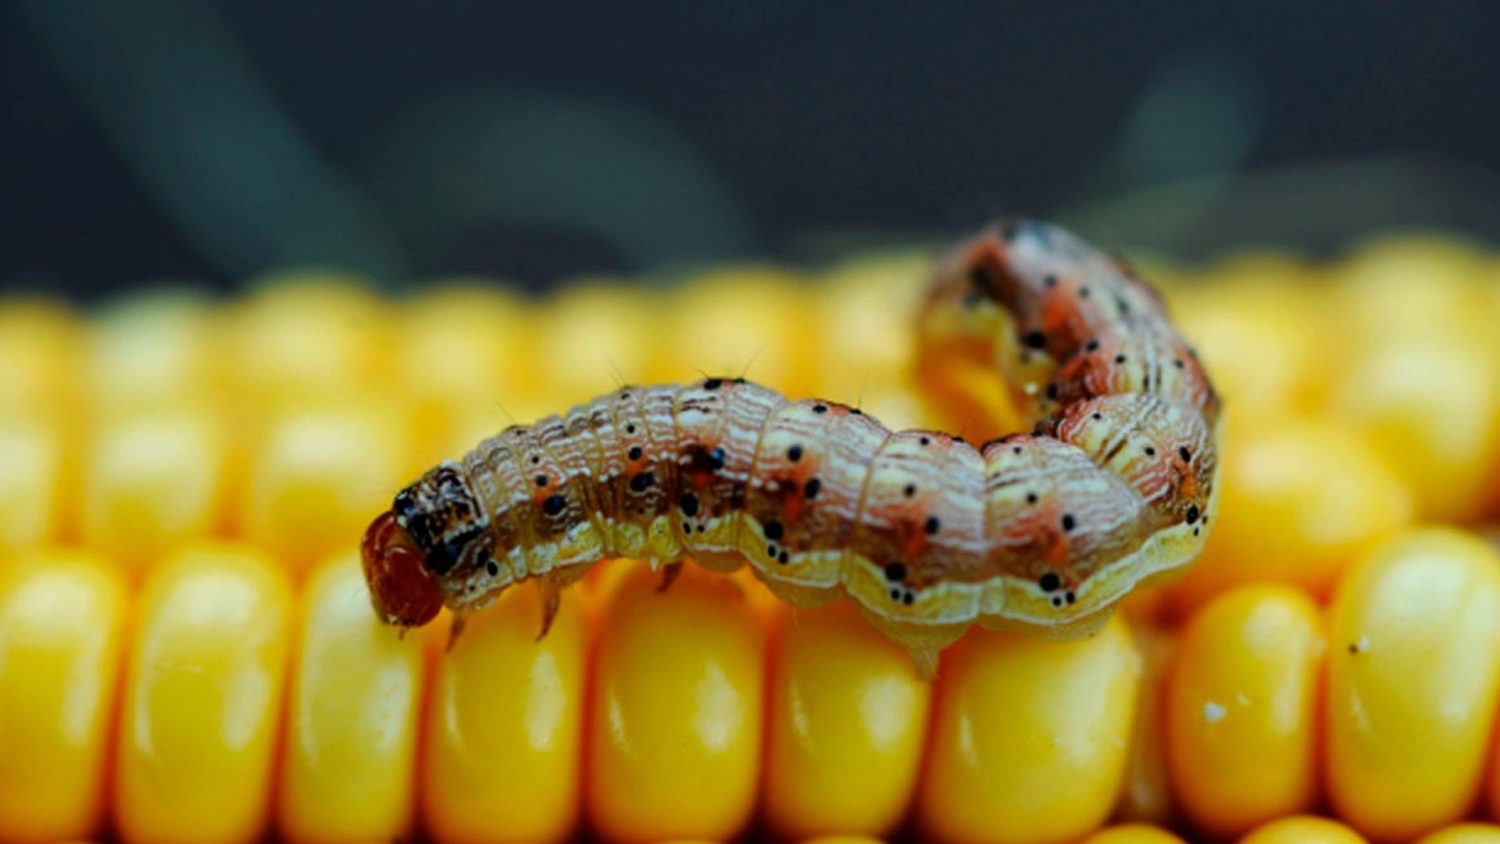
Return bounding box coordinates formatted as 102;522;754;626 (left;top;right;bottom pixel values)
361;220;1220;670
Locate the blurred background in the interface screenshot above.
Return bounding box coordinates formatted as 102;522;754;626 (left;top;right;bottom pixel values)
7;0;1500;297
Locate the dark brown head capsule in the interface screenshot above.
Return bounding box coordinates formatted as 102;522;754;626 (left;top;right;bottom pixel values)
360;510;443;627
362;460;494;627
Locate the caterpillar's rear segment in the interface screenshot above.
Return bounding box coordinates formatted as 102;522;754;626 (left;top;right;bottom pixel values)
362;220;1221;666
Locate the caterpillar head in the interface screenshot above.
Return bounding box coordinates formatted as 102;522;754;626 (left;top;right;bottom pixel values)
361;510;443;627
361;460;493;627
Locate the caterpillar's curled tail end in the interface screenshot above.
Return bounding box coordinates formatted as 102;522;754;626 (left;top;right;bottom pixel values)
361;510;444;629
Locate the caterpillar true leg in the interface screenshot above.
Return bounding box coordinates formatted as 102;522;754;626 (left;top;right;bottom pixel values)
361;220;1220;664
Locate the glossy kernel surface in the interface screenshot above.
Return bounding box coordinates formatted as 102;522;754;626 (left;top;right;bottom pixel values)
114;544;292;844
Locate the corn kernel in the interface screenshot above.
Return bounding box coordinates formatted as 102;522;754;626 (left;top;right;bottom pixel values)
798;836;887;844
227;272;392;409
1164;418;1413;614
764;600;932;839
1166;585;1323;838
1238;815;1369;844
85;292;223;413
397;283;538;470
239;399;408;573
811;252;929;399
422;583;588;844
0;413;65;552
1326;528;1500;841
534;281;661;408
1417;825;1500;844
586;562;767;843
1328;330;1500;523
1172;265;1328;424
0;549;126;844
911;347;1026;447
0;297;79;417
79;404;227;575
277;552;424;843
1333;232;1496;349
1081;824;1188;844
115;544;292;844
658;268;818;398
918;616;1140;844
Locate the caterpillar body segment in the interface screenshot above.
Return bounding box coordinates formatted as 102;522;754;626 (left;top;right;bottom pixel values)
361;220;1221;664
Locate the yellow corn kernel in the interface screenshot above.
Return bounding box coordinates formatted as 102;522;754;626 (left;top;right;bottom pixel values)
1326;333;1500;524
1165;585;1323;838
1116;624;1176;825
397;283;538;470
810;252;930;399
763;600;931;839
115;543;292;844
0;549;126;844
657;267;818;398
1417;825;1500;844
799;836;887;844
227;272;392;406
277;552;424;843
587;562;767;843
1326;528;1500;842
533;281;661;408
1238;815;1370;844
1332;232;1496;349
84;292;223;413
79;404;227;575
422;582;588;844
1163;418;1413;614
1172;264;1328;424
851;385;931;433
1081;824;1188;844
918;616;1140;844
0;296;79;417
0;413;65;553
911;345;1026;447
239;399;409;573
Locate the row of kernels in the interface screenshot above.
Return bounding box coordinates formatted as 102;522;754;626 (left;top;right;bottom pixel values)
0;257;933;564
0;544;1141;844
8;526;1500;844
1086;819;1500;844
1162;527;1500;843
1177;236;1500;525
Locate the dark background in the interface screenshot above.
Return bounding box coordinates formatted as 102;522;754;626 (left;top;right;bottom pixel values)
6;1;1500;297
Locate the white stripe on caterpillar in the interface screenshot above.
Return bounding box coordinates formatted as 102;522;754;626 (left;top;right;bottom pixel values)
361;220;1220;667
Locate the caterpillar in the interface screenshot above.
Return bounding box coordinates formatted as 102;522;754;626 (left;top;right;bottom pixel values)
361;219;1220;669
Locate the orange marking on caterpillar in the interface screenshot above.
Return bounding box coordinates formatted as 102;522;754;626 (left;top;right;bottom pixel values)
361;220;1221;665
